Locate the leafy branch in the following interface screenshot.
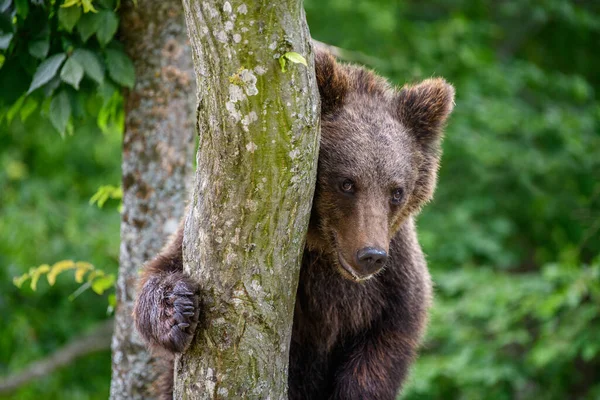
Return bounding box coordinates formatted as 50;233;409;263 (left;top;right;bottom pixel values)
13;260;116;299
89;184;122;209
0;0;134;136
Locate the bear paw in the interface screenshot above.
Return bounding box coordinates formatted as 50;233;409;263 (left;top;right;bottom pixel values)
135;273;200;354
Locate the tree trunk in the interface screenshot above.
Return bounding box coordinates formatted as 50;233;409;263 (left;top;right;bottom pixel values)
174;0;320;398
109;1;195;398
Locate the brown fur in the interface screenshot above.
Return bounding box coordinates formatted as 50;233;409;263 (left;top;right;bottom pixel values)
134;224;200;355
133;47;454;399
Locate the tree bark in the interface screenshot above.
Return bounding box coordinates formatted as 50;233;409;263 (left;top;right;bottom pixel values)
174;0;320;398
109;1;195;398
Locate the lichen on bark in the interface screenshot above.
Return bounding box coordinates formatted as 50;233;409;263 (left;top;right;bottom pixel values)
174;0;320;398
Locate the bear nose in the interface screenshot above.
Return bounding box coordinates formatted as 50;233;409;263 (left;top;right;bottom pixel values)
355;247;388;275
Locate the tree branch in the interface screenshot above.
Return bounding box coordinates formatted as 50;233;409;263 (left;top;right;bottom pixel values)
0;319;114;394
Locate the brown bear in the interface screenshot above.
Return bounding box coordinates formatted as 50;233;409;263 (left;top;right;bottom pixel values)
133;48;454;399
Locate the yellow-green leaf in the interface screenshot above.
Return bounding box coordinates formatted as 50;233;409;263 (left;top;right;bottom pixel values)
89;184;122;207
108;293;117;308
107;293;117;315
75;262;93;283
91;274;115;295
283;52;307;67
81;0;97;13
13;274;29;289
86;269;103;282
30;264;51;291
47;260;76;286
61;0;80;8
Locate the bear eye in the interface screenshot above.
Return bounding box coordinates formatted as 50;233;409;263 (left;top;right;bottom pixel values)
391;188;404;204
340;179;355;193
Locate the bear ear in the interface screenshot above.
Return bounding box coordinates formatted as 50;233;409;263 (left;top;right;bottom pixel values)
314;47;349;115
395;78;455;143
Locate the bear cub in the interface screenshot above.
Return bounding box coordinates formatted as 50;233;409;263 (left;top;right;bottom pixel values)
134;48;454;399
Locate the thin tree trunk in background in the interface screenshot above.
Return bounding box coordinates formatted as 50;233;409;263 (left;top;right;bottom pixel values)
109;1;195;398
174;0;320;398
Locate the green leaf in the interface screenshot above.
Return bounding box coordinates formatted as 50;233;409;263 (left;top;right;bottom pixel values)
6;95;25;123
77;11;100;42
96;10;118;47
60;57;84;89
14;0;28;19
97;85;124;134
283;51;308;67
105;49;135;88
19;97;38;121
28;37;50;59
43;75;62;97
72;49;104;84
27;53;67;94
107;292;117;314
0;32;13;50
49;90;72;135
0;0;11;13
108;293;117;308
89;184;122;207
58;4;81;32
91;274;115;295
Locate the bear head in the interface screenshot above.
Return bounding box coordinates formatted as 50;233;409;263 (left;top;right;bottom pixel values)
306;48;455;282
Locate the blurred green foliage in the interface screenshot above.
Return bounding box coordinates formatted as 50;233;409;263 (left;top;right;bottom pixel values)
0;114;120;399
1;0;599;399
1;1;126;396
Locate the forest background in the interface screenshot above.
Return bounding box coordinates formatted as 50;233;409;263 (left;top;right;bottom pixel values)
1;0;599;399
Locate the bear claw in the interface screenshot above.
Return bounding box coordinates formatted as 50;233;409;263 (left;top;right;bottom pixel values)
160;280;199;353
136;273;200;354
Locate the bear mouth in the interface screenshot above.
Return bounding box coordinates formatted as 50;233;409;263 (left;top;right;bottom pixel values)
331;230;373;282
336;252;362;281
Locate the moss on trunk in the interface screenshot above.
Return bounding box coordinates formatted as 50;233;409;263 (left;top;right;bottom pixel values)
175;0;320;398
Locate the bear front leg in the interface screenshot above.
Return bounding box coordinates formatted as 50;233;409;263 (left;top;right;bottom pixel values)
133;224;200;354
330;324;417;400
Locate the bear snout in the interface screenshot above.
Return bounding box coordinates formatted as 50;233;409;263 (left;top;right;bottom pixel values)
355;246;388;276
335;246;387;281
